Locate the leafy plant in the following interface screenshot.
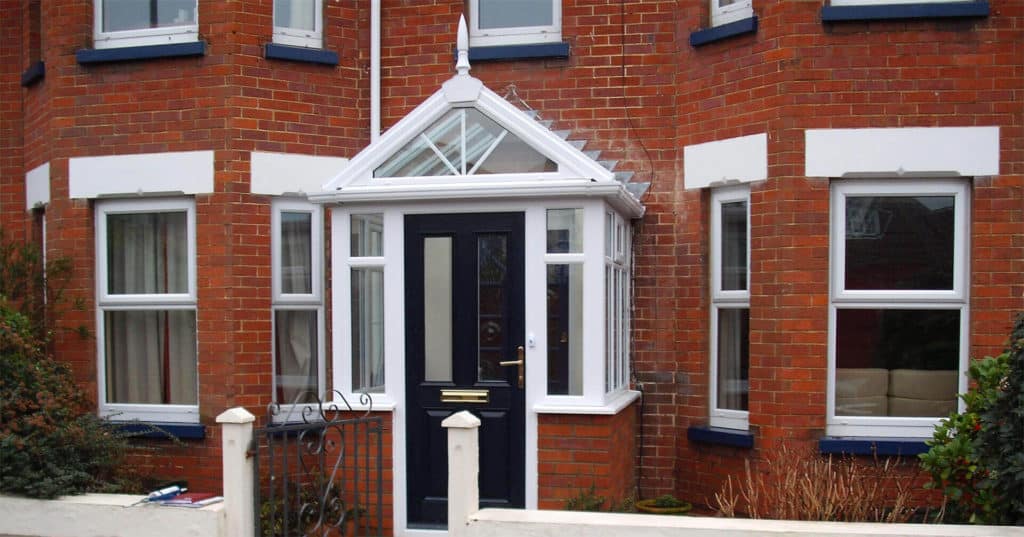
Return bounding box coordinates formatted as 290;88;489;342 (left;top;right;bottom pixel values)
0;303;139;498
651;494;686;508
975;314;1024;524
565;484;607;511
919;352;1008;523
713;444;921;522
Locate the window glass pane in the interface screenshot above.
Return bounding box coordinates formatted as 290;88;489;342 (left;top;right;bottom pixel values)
351;214;383;257
835;309;959;417
107;211;188;294
275;310;318;404
720;200;747;291
351;267;384;392
547;264;582;395
716;308;749;411
280;212;312;294
102;0;196;32
478;234;508;382
845;195;955;290
373;108;555;178
274;0;315;31
546;208;583;254
104;309;197;404
424;237;453;383
479;0;553;29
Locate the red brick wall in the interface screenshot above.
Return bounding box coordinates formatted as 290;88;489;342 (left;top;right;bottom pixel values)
1;0;27;240
537;402;638;510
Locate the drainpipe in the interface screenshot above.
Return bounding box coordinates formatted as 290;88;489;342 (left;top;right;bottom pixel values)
370;0;381;142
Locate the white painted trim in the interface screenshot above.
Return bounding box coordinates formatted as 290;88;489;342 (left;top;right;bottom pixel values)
69;151;214;199
95;197;199;424
467;0;562;47
93;0;198;49
251;152;347;195
683;133;767;190
826;179;970;438
272;0;323;48
805;127;999;178
25;162;50;209
710;0;753;27
533;390;640;415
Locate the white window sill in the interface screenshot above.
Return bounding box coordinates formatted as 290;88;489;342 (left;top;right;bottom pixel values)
533;389;640;415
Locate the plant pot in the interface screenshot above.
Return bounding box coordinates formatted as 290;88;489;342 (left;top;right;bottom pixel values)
635;498;693;515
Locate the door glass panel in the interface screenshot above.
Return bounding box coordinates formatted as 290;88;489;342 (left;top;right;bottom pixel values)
424;237;453;383
546;263;583;395
478;234;508;382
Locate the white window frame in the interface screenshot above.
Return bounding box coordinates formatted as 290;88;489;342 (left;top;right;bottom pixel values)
273;0;324;49
605;211;631;394
93;0;199;50
468;0;562;47
709;186;750;430
95;197;198;423
711;0;753;27
271;199;325;419
827;179;969;438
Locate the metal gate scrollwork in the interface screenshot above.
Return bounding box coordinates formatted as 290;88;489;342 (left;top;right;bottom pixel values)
252;391;383;537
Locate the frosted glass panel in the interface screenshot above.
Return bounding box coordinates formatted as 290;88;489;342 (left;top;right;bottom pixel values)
351;267;384;392
479;0;552;29
424;237;453;383
274;0;315;31
547;264;582;395
102;0;195;32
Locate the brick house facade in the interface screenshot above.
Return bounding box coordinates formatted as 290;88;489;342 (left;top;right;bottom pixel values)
2;0;1021;533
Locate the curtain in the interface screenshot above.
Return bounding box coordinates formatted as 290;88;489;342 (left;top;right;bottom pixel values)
105;212;196;405
275;310;317;404
276;0;315;31
717;308;749;411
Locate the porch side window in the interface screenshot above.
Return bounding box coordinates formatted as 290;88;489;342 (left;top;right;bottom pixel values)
710;186;750;430
273;0;323;48
605;212;630;393
546;208;584;396
96;198;197;423
829;179;968;438
272;200;324;407
94;0;198;49
351;213;385;393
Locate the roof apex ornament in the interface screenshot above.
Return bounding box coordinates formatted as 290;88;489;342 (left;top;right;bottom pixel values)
456;14;471;76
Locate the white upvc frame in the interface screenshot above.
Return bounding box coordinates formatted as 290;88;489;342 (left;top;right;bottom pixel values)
604;211;631;394
272;0;324;49
93;0;199;50
467;0;562;47
827;179;970;438
710;0;753;27
270;199;325;418
95;197;198;423
709;186;750;430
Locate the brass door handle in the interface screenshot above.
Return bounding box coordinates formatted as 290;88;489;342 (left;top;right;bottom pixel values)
499;346;525;388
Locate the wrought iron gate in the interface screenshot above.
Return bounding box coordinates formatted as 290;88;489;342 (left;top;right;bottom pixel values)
252;392;383;537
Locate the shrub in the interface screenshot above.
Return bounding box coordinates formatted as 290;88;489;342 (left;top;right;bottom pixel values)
0;303;137;498
713;444;920;522
975;314;1024;524
918;352;1008;523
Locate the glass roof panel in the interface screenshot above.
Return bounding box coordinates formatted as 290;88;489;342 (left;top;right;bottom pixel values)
374;108;556;178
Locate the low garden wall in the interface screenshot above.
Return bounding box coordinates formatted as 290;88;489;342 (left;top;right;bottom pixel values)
0;494;225;537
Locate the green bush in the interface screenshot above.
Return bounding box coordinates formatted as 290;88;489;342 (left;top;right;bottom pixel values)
976;315;1024;524
0;303;138;498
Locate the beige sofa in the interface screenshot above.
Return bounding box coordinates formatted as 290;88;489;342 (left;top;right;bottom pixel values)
836;368;958;417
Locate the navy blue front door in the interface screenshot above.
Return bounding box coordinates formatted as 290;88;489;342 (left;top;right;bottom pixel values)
404;212;526;528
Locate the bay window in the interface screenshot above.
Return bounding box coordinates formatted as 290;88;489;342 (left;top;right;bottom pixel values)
96;198;197;422
710;186;750;430
94;0;198;49
829;179;968;437
272;200;324;407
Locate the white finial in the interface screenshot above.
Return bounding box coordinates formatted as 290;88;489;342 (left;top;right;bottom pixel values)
456;14;470;76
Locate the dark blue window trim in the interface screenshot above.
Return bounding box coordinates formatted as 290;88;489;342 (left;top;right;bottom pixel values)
467;42;570;62
77;41;206;65
688;425;755;449
21;61;45;87
819;437;929;456
821;1;988;22
690;16;758;47
115;422;207;440
264;43;339;66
